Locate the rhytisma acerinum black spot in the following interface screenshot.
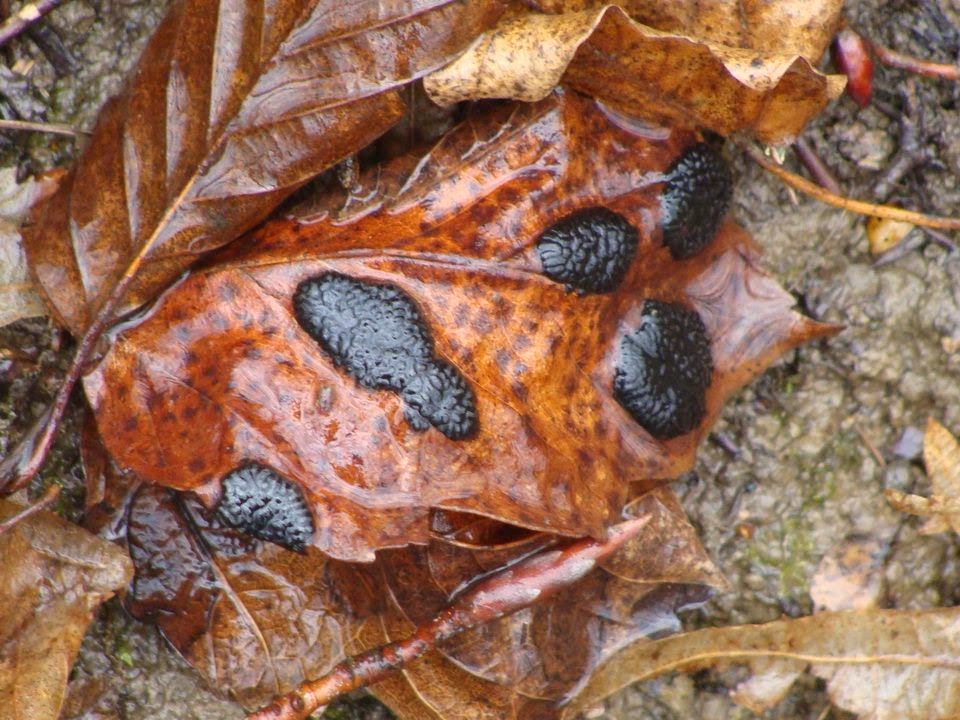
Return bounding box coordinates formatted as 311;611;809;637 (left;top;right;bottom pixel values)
613;300;713;439
660;143;732;260
536;207;638;293
217;463;314;553
293;273;478;440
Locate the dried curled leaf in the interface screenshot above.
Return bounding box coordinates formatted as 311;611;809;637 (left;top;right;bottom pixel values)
23;0;505;337
424;3;845;144
0;499;132;720
84;91;834;561
563;608;960;720
530;0;843;58
886;418;960;534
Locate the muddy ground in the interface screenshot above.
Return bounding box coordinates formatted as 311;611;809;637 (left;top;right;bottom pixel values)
1;0;958;719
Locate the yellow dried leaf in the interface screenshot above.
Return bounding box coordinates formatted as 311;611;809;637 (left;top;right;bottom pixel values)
925;418;960;498
866;217;915;255
563;608;960;720
424;5;845;144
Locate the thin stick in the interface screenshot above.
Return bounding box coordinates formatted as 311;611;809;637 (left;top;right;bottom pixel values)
0;0;66;48
740;143;960;230
0;266;130;495
0;483;59;535
247;513;652;720
0;118;85;137
868;40;959;81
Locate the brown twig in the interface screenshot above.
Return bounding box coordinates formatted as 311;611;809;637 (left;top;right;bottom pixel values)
792;137;842;195
867;39;959;81
0;242;152;496
247;513;653;720
0;483;59;535
740;142;960;230
0;0;66;48
0;118;85;137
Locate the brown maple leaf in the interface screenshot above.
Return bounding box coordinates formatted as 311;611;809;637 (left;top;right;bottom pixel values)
84;91;835;561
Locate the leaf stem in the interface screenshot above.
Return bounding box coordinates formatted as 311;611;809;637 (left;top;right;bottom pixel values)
0;266;138;494
740;142;960;230
247;514;652;720
0;118;86;137
867;39;959;81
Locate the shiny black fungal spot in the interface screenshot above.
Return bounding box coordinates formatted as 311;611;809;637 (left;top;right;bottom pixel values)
293;273;478;439
613;300;713;440
217;463;314;552
536;207;638;293
660;143;732;260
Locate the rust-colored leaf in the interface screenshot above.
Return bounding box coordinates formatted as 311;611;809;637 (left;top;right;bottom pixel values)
82;432;380;708
23;0;505;337
0;499;132;720
85;444;719;714
363;487;724;719
424;2;845;144
84;90;835;561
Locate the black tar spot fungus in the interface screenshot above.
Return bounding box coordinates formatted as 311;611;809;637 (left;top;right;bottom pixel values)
660;143;732;260
293;273;478;439
613;300;713;440
217;463;314;552
536;207;638;293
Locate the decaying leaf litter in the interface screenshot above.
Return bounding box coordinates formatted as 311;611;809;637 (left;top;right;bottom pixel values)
1;1;960;719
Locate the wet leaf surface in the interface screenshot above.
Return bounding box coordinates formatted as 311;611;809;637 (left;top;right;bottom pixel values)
84;91;834;561
23;0;505;337
0;499;132;720
368;488;724;717
563;607;960;720
424;1;845;144
84;446;720;714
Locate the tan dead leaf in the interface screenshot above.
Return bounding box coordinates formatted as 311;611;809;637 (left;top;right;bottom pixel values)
0;168;58;328
424;4;845;144
924;418;960;499
810;535;887;612
885;419;960;534
0;499;133;720
563;608;960;720
529;1;842;58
